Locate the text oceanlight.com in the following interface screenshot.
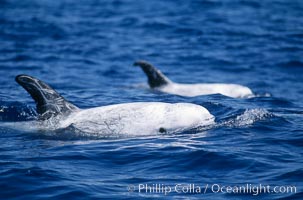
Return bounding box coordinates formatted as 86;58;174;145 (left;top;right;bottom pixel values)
127;183;297;196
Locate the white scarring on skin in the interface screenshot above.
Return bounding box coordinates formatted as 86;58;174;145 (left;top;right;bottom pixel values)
15;75;215;137
134;60;254;98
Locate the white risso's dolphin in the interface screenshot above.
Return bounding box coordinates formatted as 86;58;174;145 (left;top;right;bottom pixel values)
134;61;253;98
15;75;215;136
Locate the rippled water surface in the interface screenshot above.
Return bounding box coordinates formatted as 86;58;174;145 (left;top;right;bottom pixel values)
0;0;303;199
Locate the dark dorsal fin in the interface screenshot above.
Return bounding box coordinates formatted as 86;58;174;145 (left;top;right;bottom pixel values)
134;60;171;88
15;74;79;120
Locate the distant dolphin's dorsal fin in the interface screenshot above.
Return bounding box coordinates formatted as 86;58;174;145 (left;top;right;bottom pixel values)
15;74;79;120
134;60;171;88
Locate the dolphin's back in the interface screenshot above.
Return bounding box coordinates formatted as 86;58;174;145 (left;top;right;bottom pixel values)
161;83;253;98
134;61;254;98
60;102;215;136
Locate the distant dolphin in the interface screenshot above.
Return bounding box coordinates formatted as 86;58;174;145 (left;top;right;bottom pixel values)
134;61;253;98
15;75;215;136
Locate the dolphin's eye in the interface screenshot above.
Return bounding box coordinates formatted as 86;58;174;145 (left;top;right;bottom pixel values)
159;127;167;133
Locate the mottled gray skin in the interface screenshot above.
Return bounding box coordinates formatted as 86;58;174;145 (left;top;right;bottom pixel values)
16;75;78;120
15;74;215;136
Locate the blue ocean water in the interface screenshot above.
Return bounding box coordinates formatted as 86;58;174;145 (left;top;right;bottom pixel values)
0;0;303;199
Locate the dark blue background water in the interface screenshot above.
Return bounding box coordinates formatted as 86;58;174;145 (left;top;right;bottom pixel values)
0;0;302;199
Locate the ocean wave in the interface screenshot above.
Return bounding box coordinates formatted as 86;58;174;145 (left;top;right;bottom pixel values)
220;108;273;127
